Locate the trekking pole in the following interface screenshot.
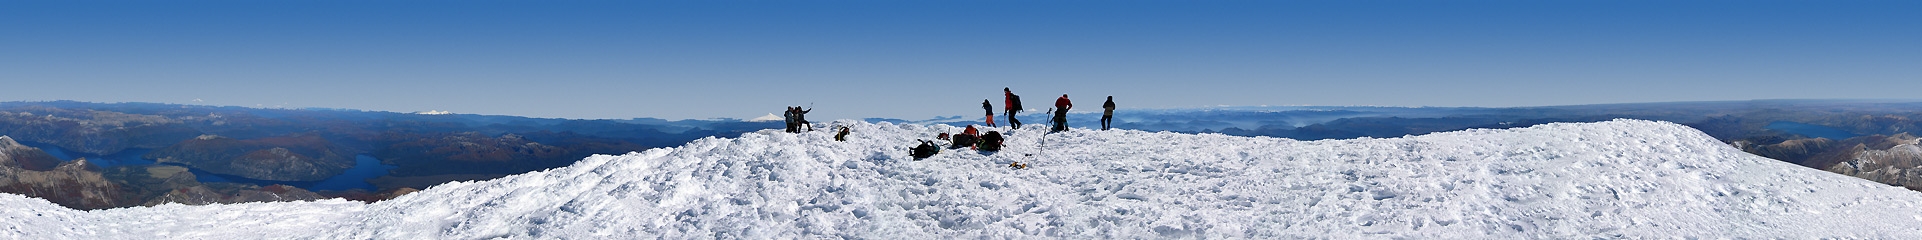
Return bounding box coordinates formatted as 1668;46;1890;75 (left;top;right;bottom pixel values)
1046;108;1056;133
1032;108;1052;160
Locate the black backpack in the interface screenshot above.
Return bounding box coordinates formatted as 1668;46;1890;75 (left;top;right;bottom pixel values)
978;132;1004;151
950;134;978;149
911;140;940;160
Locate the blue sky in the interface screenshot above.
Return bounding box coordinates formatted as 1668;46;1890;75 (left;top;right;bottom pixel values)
3;1;1918;120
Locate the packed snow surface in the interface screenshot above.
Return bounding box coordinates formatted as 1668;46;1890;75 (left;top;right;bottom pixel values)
6;120;1922;238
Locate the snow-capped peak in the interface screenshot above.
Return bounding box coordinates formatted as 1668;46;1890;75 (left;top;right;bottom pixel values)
748;113;784;122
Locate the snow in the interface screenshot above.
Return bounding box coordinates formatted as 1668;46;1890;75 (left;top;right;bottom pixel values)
6;119;1922;238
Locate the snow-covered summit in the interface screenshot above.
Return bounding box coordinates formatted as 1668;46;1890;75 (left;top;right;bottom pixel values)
5;119;1922;238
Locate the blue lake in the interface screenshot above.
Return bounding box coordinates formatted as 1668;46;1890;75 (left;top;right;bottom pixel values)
18;142;396;192
23;142;156;167
1763;121;1860;140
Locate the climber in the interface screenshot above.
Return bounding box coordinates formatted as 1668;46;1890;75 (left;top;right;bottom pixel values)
1101;96;1116;130
1005;88;1024;129
1051;94;1071;133
983;99;997;127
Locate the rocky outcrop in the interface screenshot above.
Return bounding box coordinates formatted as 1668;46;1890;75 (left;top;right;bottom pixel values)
0;136;132;210
1743;133;1922;190
0;136;63;171
146;134;355;181
98;165;329;207
1734;137;1835;166
1820;134;1922;190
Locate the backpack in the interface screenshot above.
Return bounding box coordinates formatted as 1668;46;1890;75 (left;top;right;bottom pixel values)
911;140;940;160
978;132;1004;151
950;134;978;149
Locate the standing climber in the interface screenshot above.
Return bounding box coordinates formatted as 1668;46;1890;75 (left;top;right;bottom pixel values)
1101;96;1116;130
1004;88;1024;129
793;106;813;132
982;99;997;127
1052;94;1072;132
783;106;798;133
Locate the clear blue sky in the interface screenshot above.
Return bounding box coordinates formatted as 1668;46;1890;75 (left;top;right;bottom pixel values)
4;1;1918;120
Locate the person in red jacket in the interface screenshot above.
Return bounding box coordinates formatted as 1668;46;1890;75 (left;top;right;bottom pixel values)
1051;94;1071;132
1004;88;1023;129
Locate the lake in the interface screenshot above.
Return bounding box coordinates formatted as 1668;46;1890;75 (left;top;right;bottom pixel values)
18;142;396;192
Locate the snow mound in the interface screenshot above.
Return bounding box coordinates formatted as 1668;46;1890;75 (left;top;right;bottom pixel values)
6;119;1922;238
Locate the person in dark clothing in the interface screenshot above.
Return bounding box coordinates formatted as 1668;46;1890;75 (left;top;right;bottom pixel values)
982;99;997;127
978;131;1004;151
1101;96;1116;130
834;127;850;141
793;106;813;132
1004;88;1023;129
1052;94;1072;132
783;106;798;133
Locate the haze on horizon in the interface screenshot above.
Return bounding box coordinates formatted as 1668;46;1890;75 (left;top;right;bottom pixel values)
3;1;1917;121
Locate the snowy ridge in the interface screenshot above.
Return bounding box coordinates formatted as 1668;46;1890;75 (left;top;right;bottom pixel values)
6;119;1922;238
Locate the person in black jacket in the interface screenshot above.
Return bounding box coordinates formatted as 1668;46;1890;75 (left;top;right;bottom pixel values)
1101;96;1116;130
783;106;798;133
792;106;813;132
982;99;997;127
